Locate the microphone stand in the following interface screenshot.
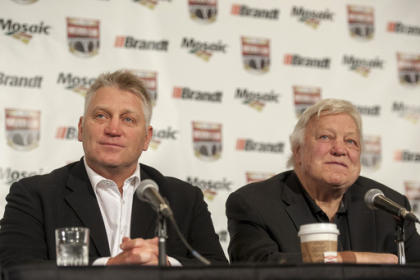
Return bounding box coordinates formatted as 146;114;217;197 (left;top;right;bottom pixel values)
396;218;406;265
157;206;168;266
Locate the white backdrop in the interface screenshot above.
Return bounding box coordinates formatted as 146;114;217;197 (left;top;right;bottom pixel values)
1;0;420;253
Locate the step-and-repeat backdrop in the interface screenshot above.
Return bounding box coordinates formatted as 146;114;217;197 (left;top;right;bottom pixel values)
1;0;420;253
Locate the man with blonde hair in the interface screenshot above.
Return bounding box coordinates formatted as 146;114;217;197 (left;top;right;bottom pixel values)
0;70;227;267
227;98;420;264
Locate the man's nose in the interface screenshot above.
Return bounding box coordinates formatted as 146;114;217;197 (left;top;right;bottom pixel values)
104;117;122;136
331;139;346;156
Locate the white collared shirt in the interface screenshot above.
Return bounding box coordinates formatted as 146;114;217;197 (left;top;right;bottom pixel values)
83;158;181;266
84;158;139;264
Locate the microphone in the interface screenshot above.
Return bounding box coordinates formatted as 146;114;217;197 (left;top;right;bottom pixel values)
364;188;419;223
136;179;211;265
136;179;173;218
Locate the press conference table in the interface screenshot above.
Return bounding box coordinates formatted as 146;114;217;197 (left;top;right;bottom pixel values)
3;263;420;280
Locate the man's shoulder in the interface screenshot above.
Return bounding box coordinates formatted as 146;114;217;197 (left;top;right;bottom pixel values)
15;161;80;189
354;175;406;201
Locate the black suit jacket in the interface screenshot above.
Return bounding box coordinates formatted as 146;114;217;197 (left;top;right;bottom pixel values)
226;170;420;264
0;159;227;267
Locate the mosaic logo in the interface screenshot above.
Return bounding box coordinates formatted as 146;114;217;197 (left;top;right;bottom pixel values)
361;135;381;169
5;108;40;151
115;36;169;51
392;102;420;123
187;176;232;200
231;4;279;20
246;171;275;183
347;5;374;40
11;0;38;4
130;70;158;105
342;55;384;77
57;72;96;96
387;22;420;36
173;87;222;103
405;181;420;213
356;104;381;116
56;126;78;140
284;54;330;69
132;0;170;9
181;37;227;61
241;36;270;74
291;6;334;29
396;53;420;86
149;126;178;150
66;17;100;57
0;167;43;185
235;88;280;111
189;0;217;23
293;86;321;117
0;18;50;44
394;150;420;162
0;72;43;88
236;138;284;153
192;121;222;161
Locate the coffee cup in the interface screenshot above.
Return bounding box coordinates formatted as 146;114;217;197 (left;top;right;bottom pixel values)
298;223;339;263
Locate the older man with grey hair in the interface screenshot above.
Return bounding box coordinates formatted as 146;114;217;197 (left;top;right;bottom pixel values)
227;98;420;264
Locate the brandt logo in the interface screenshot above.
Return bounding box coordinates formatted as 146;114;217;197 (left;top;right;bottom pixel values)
394;150;420;162
173;87;222;103
0;72;43;88
284;54;330;69
387;22;420;36
115;36;169;51
132;0;171;9
392;102;420;123
56;126;78;140
236;138;284;153
231;4;279;20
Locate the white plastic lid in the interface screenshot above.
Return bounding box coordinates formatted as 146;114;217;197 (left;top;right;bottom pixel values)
298;223;339;236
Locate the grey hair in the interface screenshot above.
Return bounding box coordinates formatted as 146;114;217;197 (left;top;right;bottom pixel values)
287;98;362;167
84;70;152;127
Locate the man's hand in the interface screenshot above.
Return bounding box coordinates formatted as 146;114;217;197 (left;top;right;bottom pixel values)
107;237;168;265
337;251;398;264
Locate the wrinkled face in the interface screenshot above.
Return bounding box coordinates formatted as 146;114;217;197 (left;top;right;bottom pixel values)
294;113;361;191
78;86;152;174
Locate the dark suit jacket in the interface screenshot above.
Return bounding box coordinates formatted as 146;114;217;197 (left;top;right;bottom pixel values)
226;170;420;264
0;159;227;267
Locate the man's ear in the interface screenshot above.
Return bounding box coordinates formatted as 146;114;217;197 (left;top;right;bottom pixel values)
77;117;83;142
142;126;153;151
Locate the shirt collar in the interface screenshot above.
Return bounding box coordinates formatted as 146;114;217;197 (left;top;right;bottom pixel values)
83;157;141;192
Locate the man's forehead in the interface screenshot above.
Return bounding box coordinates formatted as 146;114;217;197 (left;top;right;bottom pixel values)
308;113;358;131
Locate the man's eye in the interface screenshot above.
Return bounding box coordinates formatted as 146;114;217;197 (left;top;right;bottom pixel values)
95;113;105;119
320;135;329;139
124;117;134;123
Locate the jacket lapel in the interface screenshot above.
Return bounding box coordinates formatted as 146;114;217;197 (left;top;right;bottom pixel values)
282;173;316;232
130;167;157;239
64;160;110;257
347;182;376;251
